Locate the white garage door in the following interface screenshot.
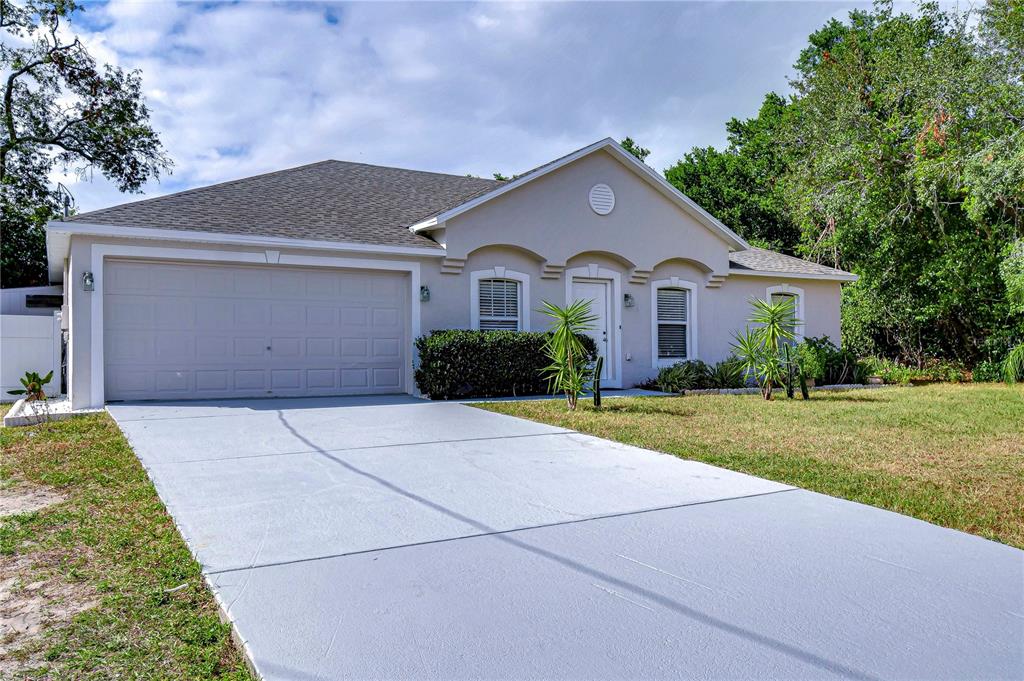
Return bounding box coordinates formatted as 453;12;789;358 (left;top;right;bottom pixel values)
103;260;408;401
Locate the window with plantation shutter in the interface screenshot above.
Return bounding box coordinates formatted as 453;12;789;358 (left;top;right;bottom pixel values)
656;287;688;360
477;278;521;330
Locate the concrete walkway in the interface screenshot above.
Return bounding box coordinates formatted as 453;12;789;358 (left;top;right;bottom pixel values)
109;396;1023;680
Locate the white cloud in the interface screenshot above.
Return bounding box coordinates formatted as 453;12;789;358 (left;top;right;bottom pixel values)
58;0;881;212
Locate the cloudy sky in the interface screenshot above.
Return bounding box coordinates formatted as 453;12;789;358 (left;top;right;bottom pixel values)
63;1;878;213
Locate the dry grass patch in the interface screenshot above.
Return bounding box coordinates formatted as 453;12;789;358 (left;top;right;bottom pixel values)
478;384;1024;548
0;413;252;679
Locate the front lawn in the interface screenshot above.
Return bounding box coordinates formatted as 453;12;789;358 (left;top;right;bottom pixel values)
478;384;1024;548
0;412;252;679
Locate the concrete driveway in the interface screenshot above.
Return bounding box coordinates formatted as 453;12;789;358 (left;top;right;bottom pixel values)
110;396;1023;680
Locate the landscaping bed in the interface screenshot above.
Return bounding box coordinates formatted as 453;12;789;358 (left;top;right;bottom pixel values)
477;384;1024;548
0;410;252;679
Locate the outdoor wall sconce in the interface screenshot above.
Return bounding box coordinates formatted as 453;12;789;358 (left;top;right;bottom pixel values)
623;293;635;308
82;271;94;292
420;285;430;302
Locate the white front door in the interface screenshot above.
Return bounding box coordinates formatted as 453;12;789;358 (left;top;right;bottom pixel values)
571;278;611;382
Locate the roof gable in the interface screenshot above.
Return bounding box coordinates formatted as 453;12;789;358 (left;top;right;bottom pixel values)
410;138;750;252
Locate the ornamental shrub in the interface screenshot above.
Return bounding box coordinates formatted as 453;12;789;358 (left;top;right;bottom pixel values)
795;336;865;385
972;360;1003;383
656;360;712;393
414;329;597;399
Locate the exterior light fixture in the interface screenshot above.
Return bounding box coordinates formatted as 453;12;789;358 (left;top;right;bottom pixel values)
623;293;635;308
82;271;95;292
419;285;430;302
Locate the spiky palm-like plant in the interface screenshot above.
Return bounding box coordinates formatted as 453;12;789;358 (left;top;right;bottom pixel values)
540;299;597;411
732;296;799;400
1004;343;1024;384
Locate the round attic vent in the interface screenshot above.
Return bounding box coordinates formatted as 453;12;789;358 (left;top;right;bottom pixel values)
589;183;615;215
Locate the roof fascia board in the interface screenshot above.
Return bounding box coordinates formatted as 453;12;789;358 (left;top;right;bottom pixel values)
727;269;858;282
409;138;750;251
46;220;444;264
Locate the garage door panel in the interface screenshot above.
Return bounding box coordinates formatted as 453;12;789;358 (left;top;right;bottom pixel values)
152;266;197;293
340;307;367;326
196;336;231;360
373;338;400;358
340;368;369;388
155;334;195;361
196;370;229;392
155;370;190;393
306;369;337;389
270;304;303;327
234;270;271;296
340;338;368;358
373;367;401;389
155;299;194;330
306;306;336;326
270;338;301;359
306;338;334;357
234;301;270;327
104;260;407;401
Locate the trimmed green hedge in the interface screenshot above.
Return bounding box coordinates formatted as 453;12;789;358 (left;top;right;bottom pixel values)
414;329;597;399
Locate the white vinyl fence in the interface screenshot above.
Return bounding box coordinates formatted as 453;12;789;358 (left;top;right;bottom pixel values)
1;312;61;402
0;285;64;316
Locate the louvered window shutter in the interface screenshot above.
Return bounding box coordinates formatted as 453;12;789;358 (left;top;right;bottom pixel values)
478;279;521;330
656;288;688;359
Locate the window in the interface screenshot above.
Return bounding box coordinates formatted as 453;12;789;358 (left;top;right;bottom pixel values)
470;268;530;331
766;285;804;342
656;288;689;360
651;278;697;368
477;279;521;330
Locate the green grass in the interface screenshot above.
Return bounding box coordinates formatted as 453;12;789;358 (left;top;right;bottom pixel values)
478;384;1024;548
0;413;253;679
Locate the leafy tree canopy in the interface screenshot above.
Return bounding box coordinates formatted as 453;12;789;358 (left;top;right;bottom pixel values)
619;136;650;163
664;93;800;253
664;1;1023;364
1;0;170;287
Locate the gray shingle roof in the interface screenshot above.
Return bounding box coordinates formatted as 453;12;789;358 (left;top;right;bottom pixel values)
68;157;853;280
68;160;502;249
729;247;854;278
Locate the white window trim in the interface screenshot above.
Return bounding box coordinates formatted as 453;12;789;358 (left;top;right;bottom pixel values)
766;284;805;342
470;267;530;331
651;277;698;368
86;243;421;408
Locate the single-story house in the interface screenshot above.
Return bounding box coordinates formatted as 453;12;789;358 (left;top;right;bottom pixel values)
46;138;856;408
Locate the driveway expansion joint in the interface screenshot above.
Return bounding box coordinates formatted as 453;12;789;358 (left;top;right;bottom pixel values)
157;430;577;465
205;487;799;576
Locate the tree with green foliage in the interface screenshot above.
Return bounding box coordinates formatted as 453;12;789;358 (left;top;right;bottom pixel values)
619;136;650;163
666;1;1022;365
783;1;1023;364
664;93;800;253
1;0;170;287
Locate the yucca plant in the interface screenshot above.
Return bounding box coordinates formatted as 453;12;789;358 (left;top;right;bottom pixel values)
1004;343;1024;384
731;296;799;400
539;299;597;411
7;370;53;402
